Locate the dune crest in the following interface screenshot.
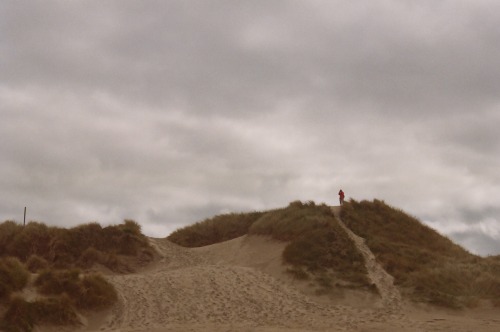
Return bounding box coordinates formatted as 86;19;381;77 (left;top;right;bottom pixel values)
72;207;500;332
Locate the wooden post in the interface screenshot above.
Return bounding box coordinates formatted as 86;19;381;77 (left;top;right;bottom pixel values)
24;207;26;226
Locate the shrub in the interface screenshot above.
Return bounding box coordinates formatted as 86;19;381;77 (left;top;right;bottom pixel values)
34;269;117;310
26;255;49;273
102;253;132;273
286;266;310;280
32;294;79;325
35;269;81;297
69;222;104;252
75;274;118;309
0;295;36;332
0;294;80;332
0;221;22;257
78;247;104;269
120;219;142;236
0;257;30;301
0;219;152;273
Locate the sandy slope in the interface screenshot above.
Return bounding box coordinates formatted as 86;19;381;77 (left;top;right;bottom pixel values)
332;206;402;312
65;207;500;332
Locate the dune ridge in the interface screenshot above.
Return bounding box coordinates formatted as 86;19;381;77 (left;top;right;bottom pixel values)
68;205;500;332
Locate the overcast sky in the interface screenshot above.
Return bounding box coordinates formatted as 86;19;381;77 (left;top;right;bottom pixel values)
1;1;499;256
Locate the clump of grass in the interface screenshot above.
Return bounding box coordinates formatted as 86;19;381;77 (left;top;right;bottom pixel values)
32;294;80;325
341;199;500;308
0;219;142;331
26;255;49;273
168;211;265;247
0;295;80;332
0;268;117;331
34;269;117;310
0;295;36;332
0;219;153;273
0;221;23;256
286;266;310;280
78;247;104;269
35;269;81;296
0;257;30;301
77;274;118;309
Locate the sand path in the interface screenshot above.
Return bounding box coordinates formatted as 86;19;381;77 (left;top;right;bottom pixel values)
331;206;403;312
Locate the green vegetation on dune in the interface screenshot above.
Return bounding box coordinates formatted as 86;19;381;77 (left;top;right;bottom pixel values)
169;201;371;289
168;211;265;247
249;201;368;285
169;199;500;308
0;219;154;272
249;201;334;241
0;257;30;301
0;219;151;332
35;269;117;310
341;199;500;308
1;268;117;332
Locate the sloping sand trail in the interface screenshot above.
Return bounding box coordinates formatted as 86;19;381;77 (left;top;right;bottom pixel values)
330;206;500;332
331;206;403;312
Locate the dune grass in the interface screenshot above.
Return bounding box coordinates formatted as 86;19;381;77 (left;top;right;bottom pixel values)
0;257;30;302
341;199;500;308
168;199;500;308
0;219;154;272
35;269;118;310
0;267;118;332
169;201;371;289
168;211;265;247
249;201;369;286
0;219;151;331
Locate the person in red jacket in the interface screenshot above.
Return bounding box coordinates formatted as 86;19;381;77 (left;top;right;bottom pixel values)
338;189;345;205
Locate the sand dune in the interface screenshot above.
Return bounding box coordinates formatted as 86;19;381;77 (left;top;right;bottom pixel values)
66;208;500;332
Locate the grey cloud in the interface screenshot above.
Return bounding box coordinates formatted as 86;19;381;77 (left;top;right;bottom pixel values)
4;1;499;118
1;1;500;255
450;231;500;257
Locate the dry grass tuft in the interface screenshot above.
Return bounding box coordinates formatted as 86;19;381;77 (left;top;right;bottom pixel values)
0;257;30;301
26;255;49;273
0;295;80;332
0;265;117;331
0;219;145;331
35;269;117;310
0;219;152;272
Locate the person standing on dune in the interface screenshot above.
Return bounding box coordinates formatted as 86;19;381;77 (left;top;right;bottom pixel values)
338;189;345;205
